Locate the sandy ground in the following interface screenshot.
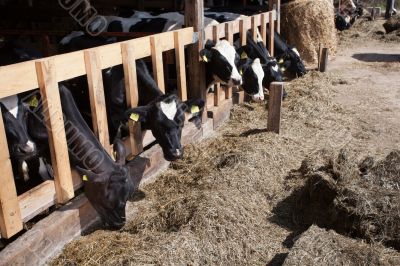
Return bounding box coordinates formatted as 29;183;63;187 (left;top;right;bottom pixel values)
52;18;400;265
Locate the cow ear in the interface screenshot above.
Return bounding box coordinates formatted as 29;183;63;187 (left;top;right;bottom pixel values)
112;138;126;166
199;49;212;63
76;166;107;183
125;105;151;123
204;39;216;49
183;98;205;115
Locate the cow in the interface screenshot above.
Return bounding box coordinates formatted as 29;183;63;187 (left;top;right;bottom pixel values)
336;0;357;14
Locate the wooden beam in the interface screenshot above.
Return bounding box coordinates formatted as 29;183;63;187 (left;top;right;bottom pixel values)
276;0;281;33
150;35;165;92
269;11;275;57
213;25;222;107
0;109;23;238
240;18;249;46
261;13;268;47
84;50;111;155
121;43;143;157
174;31;188;101
251;16;258;42
185;0;207;106
225;22;233;100
319;48;329;72
35;59;74;204
267;82;283;134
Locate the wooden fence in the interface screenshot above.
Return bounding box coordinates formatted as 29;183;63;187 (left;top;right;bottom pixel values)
0;9;279;239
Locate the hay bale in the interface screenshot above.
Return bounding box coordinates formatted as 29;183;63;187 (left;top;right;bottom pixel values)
294;150;400;250
281;0;337;63
383;15;400;33
283;225;400;266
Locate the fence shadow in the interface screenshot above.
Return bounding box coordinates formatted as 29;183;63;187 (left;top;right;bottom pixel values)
352;53;400;63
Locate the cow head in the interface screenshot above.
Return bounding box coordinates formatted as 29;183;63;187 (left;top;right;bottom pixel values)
76;138;134;229
126;94;204;161
278;47;307;77
262;58;283;88
340;0;357;13
200;40;242;86
0;96;36;161
238;58;265;102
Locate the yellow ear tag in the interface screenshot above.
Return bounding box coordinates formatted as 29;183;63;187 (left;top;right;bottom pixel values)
278;59;284;64
130;113;140;122
241;51;248;59
202;55;208;62
191;105;200;114
112;151;117;161
239;69;243;75
29;96;39;108
82;175;88;181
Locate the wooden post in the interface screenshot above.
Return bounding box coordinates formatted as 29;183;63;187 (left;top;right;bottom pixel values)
84;50;111;155
150;35;165;92
174;31;188;101
317;43;322;70
213;25;221;107
251;16;258;42
276;0;281;33
0;110;23;238
319;48;329;72
239;18;249;46
35;59;74;204
121;43;143;157
225;22;233;100
269;11;275;57
267;82;283;134
261;13;268;47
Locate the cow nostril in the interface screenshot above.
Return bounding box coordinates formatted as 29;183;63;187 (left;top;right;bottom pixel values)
233;79;241;86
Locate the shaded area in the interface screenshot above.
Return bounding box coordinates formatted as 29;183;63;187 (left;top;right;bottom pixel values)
352;53;400;62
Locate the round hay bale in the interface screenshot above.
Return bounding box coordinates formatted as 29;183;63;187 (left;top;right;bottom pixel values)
281;0;337;64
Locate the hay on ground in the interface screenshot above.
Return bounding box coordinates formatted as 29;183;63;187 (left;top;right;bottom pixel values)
292;149;400;250
282;225;400;266
281;0;337;63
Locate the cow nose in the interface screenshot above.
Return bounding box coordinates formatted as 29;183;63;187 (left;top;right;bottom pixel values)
19;141;35;153
252;95;264;102
233;78;242;86
173;149;182;158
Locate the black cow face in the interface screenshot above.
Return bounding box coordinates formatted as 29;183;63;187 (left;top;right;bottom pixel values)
279;48;307;77
238;58;265;101
126;94;204;161
0;97;36;161
76;139;134;229
262;59;283;88
200;40;242;86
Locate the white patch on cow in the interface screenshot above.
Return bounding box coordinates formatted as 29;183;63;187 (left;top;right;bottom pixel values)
251;58;265;102
0;95;18;118
175;149;182;157
345;16;351;23
60;31;84;45
292;48;300;57
22;161;29;182
272;64;279;73
26;140;35;153
213;40;242;85
38;157;52;180
129;11;154;19
160;100;177;121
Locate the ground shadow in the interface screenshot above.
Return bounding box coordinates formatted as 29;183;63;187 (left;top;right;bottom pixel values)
240;128;268;137
266;253;289;266
352;53;400;62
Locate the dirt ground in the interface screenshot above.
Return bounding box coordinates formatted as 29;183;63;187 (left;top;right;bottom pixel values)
52;18;400;265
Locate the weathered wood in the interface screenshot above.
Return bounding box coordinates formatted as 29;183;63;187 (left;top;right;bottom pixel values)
267;82;283;134
319;48;329;72
269;11;275;57
251;16;258;41
121;43;143;157
213;25;222;107
0;109;23;238
276;0;281;33
224;22;234;100
261;13;268;46
240;18;249;46
35;59;74;204
150;35;165;92
174;31;188;101
318;43;322;70
84;50;111;155
207;99;233;129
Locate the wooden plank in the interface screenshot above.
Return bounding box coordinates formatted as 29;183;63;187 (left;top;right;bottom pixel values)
35;59;74;204
174;31;188;101
269;11;275;57
251;16;258;41
213;25;222;107
0;110;23;238
276;0;281;33
150;35;165;92
267;82;283;134
121;43;143;157
319;48;329;72
84;50;111;155
261;13;268;46
225;22;234;100
240;18;249;46
0;61;38;98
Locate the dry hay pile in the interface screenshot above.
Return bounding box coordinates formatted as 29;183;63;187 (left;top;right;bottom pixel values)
283;225;400;266
281;0;337;63
290;149;400;250
384;15;400;33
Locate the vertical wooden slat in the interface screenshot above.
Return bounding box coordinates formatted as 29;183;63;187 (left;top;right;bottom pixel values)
0;111;23;238
276;0;281;33
269;11;275;57
213;25;221;107
240;18;249;46
174;31;188;101
225;22;233;100
267;82;283;134
121;43;143;156
319;48;329;73
261;13;268;47
84;50;111;155
35;59;74;204
251;16;258;42
150;35;165;92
